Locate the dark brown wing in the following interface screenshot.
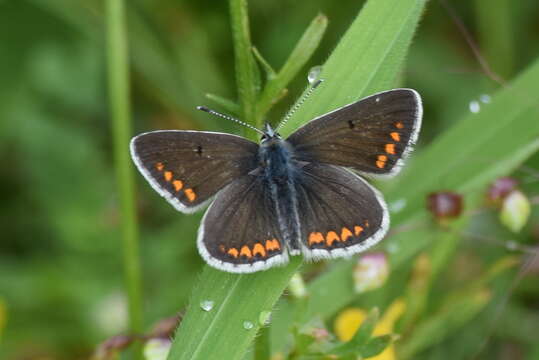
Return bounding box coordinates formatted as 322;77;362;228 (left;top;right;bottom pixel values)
130;130;259;213
294;163;389;259
287;89;422;177
197;175;288;273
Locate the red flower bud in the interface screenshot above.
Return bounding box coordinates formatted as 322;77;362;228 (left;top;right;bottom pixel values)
427;191;463;220
487;177;519;205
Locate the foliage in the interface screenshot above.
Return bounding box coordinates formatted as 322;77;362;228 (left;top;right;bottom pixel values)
1;0;539;359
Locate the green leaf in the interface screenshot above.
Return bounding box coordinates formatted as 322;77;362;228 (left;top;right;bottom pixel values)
252;46;277;81
256;14;328;120
166;259;301;360
279;0;427;137
361;334;396;358
329;308;380;356
205;93;241;116
349;307;380;347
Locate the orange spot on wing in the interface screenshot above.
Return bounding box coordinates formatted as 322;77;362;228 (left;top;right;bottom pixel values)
364;220;370;227
173;180;183;192
240;245;252;258
265;239;280;251
184;188;196;202
390;132;400;141
219;245;225;253
341;227;353;242
395;122;404;129
385;144;396;155
326;231;340;246
155;162;164;171
228;248;239;258
354;226;364;236
308;232;324;245
376;155;388;169
164;171;173;182
253;243;266;257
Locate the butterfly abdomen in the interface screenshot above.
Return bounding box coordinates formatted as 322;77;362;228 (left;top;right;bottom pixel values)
258;139;302;253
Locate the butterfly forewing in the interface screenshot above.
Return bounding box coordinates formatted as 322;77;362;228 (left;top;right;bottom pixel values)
130;130;259;213
295;163;389;259
198;175;288;273
287;89;422;177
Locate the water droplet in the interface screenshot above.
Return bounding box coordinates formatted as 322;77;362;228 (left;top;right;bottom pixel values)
308;66;323;84
243;321;254;330
479;94;491;103
469;100;480;113
200;300;214;312
386;242;399;253
389;199;407;213
259;311;272;326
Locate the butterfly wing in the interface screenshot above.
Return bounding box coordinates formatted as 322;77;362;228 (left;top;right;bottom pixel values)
198;175;288;273
130;130;259;213
287;88;422;177
294;162;389;259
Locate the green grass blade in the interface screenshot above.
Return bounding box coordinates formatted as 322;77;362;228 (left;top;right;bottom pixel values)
256;14;328;119
205;93;241;116
279;0;427;137
474;0;515;80
166;0;427;358
105;0;143;334
230;0;259;128
166;259;301;360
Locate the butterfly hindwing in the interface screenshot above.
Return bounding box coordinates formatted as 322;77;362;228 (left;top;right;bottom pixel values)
294;163;389;259
197;175;288;273
130;130;259;213
287;88;422;177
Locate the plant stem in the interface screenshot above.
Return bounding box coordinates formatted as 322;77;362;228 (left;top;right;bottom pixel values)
106;0;143;335
229;0;259;134
254;325;271;360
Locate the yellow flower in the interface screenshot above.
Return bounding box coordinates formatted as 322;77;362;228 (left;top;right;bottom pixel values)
334;299;406;360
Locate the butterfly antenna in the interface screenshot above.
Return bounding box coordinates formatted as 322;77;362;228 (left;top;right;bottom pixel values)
197;106;265;136
277;79;323;131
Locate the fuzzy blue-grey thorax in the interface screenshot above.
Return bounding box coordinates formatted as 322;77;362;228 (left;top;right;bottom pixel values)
258;124;297;180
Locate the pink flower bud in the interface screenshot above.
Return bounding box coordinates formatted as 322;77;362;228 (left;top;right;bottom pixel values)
353;252;389;293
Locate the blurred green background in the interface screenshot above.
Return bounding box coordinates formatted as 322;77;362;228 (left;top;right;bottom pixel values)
1;0;539;359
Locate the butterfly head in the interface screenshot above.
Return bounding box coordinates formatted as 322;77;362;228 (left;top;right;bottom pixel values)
260;123;281;144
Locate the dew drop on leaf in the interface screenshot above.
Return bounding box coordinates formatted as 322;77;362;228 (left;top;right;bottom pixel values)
259;311;272;326
469;100;480;113
480;94;491;103
200;300;214;312
243;321;254;330
389;198;407;213
308;65;323;84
